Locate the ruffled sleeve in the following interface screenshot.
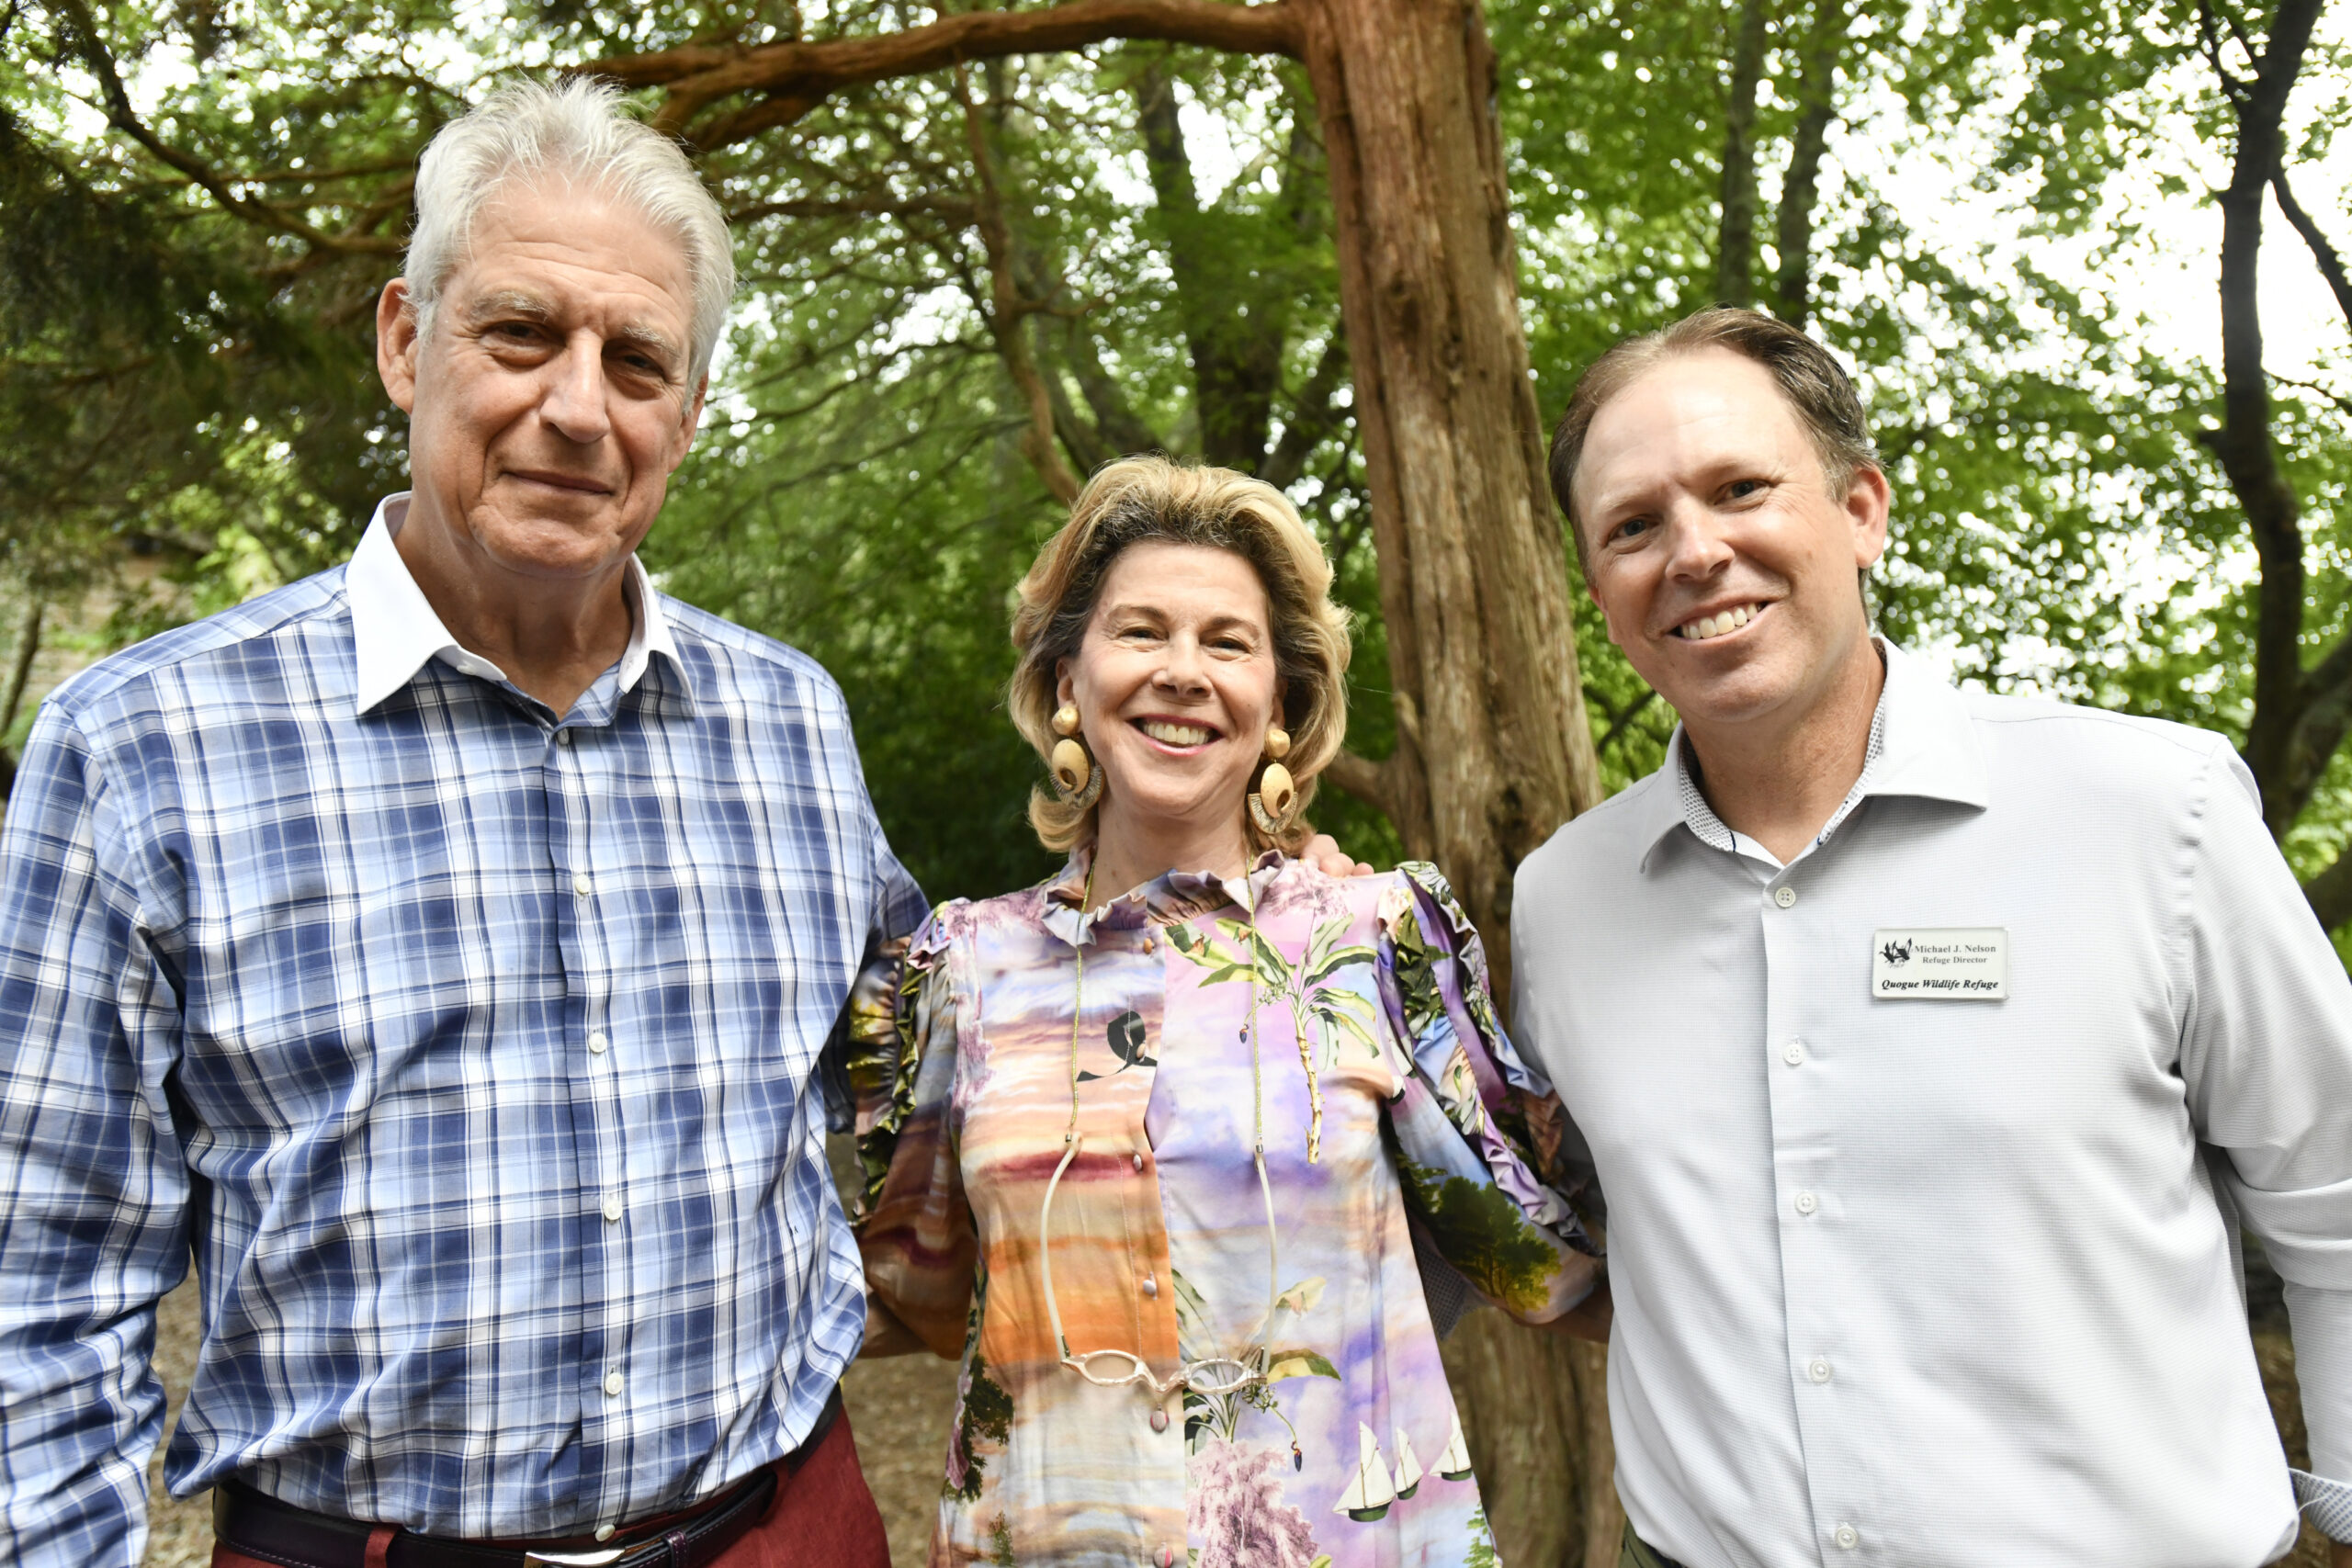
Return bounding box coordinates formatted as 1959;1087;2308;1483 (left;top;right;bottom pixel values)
843;901;978;1359
1376;863;1602;1325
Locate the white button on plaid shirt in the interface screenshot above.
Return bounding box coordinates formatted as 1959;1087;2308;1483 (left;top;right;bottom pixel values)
1514;640;2352;1567
0;496;925;1566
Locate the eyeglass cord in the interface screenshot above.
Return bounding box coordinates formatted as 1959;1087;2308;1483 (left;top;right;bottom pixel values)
1038;862;1282;1396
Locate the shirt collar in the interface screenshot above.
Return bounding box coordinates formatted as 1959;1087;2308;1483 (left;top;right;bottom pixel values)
347;493;685;716
1637;637;1990;872
1039;843;1287;949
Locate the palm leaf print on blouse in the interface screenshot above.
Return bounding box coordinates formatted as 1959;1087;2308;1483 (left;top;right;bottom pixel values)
1167;917;1380;1071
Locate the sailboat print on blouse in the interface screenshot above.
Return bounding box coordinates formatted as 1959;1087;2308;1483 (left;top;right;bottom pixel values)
1437;1413;1474;1481
1390;1428;1423;1499
1335;1415;1476;1521
1336;1425;1397;1522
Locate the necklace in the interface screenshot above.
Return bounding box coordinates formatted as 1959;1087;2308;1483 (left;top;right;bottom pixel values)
1037;860;1283;1401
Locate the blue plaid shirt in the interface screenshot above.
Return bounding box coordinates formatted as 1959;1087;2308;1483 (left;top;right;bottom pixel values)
0;502;926;1565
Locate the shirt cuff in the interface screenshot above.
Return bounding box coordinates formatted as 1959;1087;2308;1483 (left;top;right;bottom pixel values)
2296;1468;2352;1544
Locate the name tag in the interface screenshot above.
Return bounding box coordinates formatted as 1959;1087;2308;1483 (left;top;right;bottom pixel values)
1871;928;2008;999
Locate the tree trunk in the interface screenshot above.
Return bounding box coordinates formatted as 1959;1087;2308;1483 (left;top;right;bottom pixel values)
1713;0;1770;308
1772;0;1846;328
1442;1316;1620;1566
0;598;44;739
1295;0;1609;1557
1296;0;1602;998
2197;0;2323;844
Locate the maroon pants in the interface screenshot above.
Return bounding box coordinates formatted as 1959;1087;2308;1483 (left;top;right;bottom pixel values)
211;1403;890;1568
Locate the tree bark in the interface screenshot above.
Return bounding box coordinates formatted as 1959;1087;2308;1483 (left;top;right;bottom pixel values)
1295;0;1602;1000
1295;0;1608;1555
1442;1315;1620;1566
1713;0;1770;308
0;599;42;738
2195;0;2323;842
1772;0;1845;328
1133;62;1299;470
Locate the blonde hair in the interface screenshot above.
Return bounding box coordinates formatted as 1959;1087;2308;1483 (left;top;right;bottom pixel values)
1010;457;1352;856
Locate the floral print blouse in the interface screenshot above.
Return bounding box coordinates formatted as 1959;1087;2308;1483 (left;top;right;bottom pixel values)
841;852;1600;1568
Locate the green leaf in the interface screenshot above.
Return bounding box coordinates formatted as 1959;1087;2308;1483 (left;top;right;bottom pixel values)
1305;941;1376;987
1315;1002;1381;1058
1266;1348;1342;1382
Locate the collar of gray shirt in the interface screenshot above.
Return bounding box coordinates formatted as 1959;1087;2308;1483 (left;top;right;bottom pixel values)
1636;636;1991;873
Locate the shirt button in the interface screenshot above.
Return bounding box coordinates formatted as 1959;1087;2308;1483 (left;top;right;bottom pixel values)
557;729;572;745
589;1032;610;1055
1132;1152;1146;1172
1795;1191;1819;1216
1808;1358;1834;1383
602;1193;624;1223
604;1370;625;1397
1773;885;1798;908
1142;1274;1159;1298
594;1526;616;1542
1835;1523;1860;1550
1782;1041;1805;1066
573;872;593;897
1149;1409;1170;1433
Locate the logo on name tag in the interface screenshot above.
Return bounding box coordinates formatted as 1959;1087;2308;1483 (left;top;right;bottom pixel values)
1871;927;2007;999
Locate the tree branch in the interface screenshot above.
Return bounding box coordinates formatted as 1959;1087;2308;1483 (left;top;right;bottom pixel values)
2198;0;2254;103
1260;331;1351;491
2269;169;2352;333
1320;747;1393;819
956;70;1082;505
2271;372;2352;418
1773;0;1849;328
1054;319;1166;455
1595;687;1659;756
53;0;404;256
587;0;1300;148
728;193;978;225
1713;0;1770;309
1133;58;1296;470
2200;0;2326;840
2302;840;2352;932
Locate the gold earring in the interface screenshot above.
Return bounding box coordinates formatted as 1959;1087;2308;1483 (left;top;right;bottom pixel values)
1249;726;1297;837
1049;703;1103;809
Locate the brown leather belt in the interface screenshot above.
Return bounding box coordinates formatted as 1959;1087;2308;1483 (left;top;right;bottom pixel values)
213;1391;839;1568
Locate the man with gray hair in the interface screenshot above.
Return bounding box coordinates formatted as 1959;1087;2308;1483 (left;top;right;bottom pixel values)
0;80;909;1568
1513;306;2352;1568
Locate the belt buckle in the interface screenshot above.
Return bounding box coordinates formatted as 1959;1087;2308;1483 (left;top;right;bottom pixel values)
522;1552;627;1567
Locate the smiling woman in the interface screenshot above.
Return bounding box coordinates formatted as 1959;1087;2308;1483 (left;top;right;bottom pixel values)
1006;457;1352;877
837;457;1606;1568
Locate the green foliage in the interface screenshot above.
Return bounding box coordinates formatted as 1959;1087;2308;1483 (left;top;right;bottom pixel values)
5;0;2349;921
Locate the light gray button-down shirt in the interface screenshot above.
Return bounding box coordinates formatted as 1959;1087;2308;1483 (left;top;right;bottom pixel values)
1513;640;2352;1567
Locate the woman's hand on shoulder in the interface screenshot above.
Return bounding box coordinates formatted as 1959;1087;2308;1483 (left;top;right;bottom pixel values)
1302;831;1377;879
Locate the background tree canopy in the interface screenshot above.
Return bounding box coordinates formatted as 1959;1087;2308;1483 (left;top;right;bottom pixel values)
6;0;2348;927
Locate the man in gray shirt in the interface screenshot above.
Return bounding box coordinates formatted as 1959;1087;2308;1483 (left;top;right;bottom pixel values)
1512;306;2352;1567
